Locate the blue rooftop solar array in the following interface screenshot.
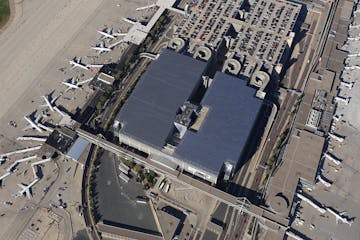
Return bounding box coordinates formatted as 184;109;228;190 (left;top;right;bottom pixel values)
116;49;207;149
175;72;263;175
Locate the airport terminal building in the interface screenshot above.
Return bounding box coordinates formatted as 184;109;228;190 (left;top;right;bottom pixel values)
114;49;264;183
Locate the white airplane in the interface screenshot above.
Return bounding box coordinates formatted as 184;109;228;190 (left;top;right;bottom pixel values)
62;77;93;91
354;9;360;16
348;36;360;41
324;152;342;165
98;27;127;40
334;96;350;105
316;174;332;187
340;81;354;89
122;18;137;25
333;114;342;122
41;94;67;116
136;4;157;11
326;207;354;226
91;41;112;54
23;114;43;133
349;23;360;29
328;132;345;142
41;93;60;112
69;57;89;71
347;53;360;57
17;178;39;199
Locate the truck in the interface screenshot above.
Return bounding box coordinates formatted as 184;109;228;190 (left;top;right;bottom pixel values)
164;182;171;193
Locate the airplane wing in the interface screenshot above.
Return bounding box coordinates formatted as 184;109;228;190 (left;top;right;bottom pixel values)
35;115;42;123
25;188;32;199
123;18;137;25
53;106;66;117
78;77;93;85
98;30;114;39
62;82;79;89
17;183;32;198
69;60;76;69
64;86;73;93
113;32;127;37
50;95;61;105
136;4;157;11
109;40;125;49
23;116;43;132
17;183;26;190
42;96;54;111
22;125;33;131
87;64;103;68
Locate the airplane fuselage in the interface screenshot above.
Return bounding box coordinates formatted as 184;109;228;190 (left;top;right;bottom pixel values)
98;30;115;39
62;81;80;89
42;96;54;111
24;116;43;132
69;60;89;70
92;47;111;52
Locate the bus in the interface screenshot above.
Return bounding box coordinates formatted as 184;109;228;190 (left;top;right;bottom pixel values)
118;172;130;183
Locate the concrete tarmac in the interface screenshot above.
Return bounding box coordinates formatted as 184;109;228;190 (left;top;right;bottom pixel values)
0;0;150;239
0;0;148;142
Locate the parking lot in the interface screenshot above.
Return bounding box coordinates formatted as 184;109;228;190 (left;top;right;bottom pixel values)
95;151;159;234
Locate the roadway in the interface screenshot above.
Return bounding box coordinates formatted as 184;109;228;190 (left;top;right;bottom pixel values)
76;5;333;239
76;128;291;231
228;3;335;238
82;15;175;239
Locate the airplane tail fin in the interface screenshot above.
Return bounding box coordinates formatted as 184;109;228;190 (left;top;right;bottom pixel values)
25;189;31;199
17;183;27;191
22;125;33;131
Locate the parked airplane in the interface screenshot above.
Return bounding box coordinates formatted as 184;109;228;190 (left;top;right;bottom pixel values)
17;178;39;199
122;18;137;25
41;93;60;112
108;39;126;49
70;57;104;70
354;8;360;17
348;36;360;41
347;53;360;57
316;174;332;187
41;94;67;116
334;96;350;105
332;114;342;122
69;57;89;70
135;4;157;11
324;152;342;165
98;27;127;39
349;24;360;29
23;114;43;133
328;132;345;142
62;77;93;91
340;81;354;89
326;207;354;226
91;41;112;54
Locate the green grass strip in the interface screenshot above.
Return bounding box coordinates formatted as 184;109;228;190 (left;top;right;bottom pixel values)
0;0;10;29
